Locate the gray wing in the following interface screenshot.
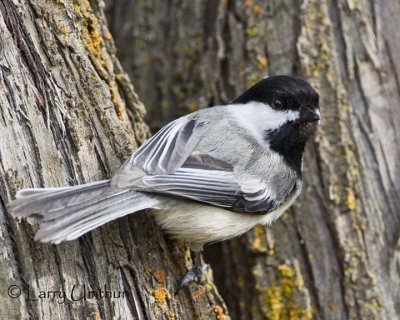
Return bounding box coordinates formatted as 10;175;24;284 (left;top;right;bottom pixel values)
132;116;207;174
112;110;293;213
111;114;209;188
138;166;289;213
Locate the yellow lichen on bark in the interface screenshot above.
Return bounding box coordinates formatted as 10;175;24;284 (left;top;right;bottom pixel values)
75;0;130;124
346;190;357;210
262;263;313;320
153;288;168;304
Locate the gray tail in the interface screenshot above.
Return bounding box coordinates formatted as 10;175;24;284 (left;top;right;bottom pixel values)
7;180;160;243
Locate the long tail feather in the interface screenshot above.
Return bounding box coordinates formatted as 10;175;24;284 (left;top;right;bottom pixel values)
10;180;111;216
7;180;160;243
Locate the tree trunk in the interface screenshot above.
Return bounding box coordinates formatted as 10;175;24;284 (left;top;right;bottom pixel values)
0;1;228;319
106;0;400;319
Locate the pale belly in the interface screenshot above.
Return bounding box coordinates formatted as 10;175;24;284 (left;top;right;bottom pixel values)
152;184;301;251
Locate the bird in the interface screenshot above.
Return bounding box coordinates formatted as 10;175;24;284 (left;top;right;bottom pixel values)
7;75;320;287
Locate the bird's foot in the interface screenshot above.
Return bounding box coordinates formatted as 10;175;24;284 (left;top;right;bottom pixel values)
178;263;208;289
176;250;207;293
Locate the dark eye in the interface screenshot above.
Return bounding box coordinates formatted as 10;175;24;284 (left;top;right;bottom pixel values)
272;98;284;109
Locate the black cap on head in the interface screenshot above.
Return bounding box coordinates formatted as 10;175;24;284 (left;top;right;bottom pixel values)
232;75;319;111
232;75;320;177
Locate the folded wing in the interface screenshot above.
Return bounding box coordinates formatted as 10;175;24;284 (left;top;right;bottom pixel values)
139;166;285;214
113;109;291;214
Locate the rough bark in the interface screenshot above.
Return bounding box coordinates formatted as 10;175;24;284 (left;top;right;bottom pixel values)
0;1;228;319
106;0;400;319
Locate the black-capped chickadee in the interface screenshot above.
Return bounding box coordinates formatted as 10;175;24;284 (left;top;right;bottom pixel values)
8;75;319;276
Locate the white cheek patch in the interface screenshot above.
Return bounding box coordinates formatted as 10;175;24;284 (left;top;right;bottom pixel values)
315;108;321;125
228;101;300;141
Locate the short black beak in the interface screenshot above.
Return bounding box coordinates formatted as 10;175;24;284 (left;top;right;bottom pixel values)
300;108;320;123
